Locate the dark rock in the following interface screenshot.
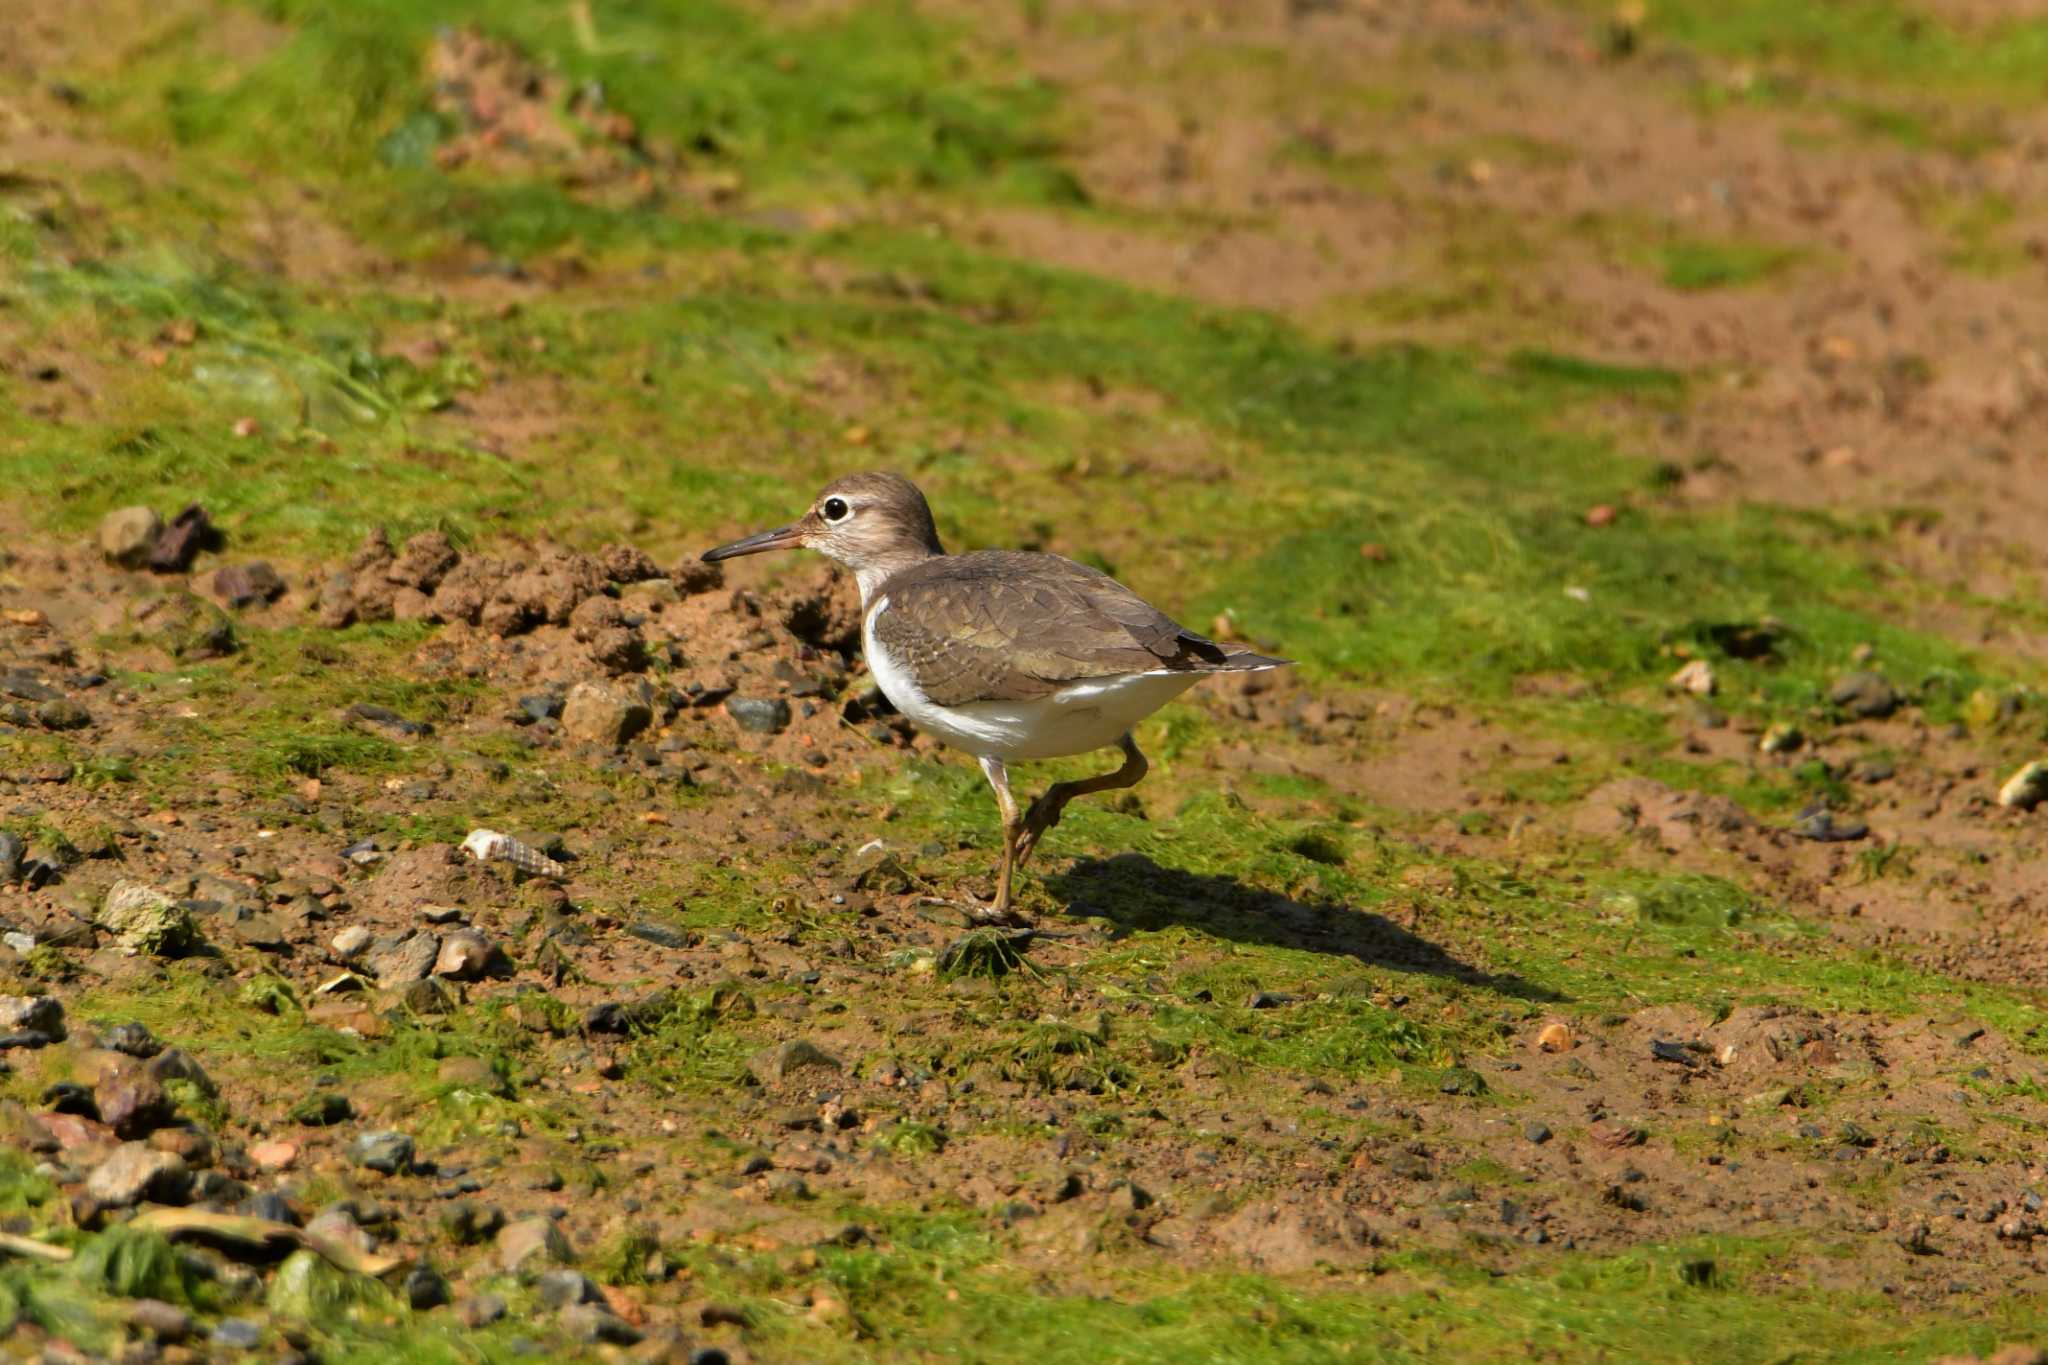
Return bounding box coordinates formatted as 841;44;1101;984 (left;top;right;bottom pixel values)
1793;807;1869;842
748;1039;841;1086
441;1201;506;1245
725;696;791;735
103;1022;162;1058
145;1048;216;1098
350;1130;415;1175
289;1092;352;1127
689;1350;732;1365
1438;1067;1487;1096
0;672;61;703
240;1191;300;1226
1649;1040;1697;1067
0;996;64;1039
212;562;285;608
0;833;21;883
36;698;90;730
348;702;432;738
626;920;692;950
43;1082;97;1117
583;991;677;1035
517;694;563;723
398;978;457;1015
149;503;217;573
1830;671;1900;719
95;1059;173;1138
404;1263;452;1311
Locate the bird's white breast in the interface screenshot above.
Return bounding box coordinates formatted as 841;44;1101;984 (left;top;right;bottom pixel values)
862;597;1202;762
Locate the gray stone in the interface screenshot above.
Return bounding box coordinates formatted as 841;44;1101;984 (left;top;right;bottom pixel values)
124;1298;193;1341
330;925;373;957
458;1294;508;1329
561;679;653;747
495;1215;573;1273
95;1058;172;1137
102;1021;159;1057
212;562;285;609
100;882;204;957
0;832;21;883
725;695;792;734
0;995;63;1040
1830;671;1901;719
145;1048;216;1098
35;698;90;731
350;1130;415;1175
100;507;163;568
536;1267;599;1308
748;1039;841;1087
1793;808;1869;842
303;1210;376;1257
365;928;439;983
127;590;235;660
562;1303;642;1345
87;1143;189;1207
210;1318;263;1351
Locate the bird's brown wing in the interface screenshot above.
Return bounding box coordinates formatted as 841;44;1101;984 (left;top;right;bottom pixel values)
869;552;1246;707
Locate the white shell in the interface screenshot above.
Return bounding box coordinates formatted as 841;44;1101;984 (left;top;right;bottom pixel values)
461;828;568;879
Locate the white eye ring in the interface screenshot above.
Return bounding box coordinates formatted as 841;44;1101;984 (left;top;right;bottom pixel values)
822;497;851;522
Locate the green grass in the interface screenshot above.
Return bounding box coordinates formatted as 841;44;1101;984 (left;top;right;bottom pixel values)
1631;0;2048;99
122;0;1081;229
1656;238;1803;291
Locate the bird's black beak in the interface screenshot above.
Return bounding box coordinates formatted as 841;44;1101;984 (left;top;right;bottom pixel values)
701;523;805;562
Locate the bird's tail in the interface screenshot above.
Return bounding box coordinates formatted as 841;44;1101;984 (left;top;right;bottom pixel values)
1212;648;1291;671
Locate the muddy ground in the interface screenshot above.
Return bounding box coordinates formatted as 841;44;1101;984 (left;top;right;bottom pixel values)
7;0;2048;1361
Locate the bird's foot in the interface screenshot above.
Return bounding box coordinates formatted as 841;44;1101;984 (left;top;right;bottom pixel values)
1015;792;1071;865
966;900;1033;929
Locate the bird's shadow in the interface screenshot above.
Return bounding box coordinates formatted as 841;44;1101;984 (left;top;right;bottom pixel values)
1044;852;1565;1004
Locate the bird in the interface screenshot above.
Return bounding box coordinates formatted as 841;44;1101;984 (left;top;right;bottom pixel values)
702;471;1290;921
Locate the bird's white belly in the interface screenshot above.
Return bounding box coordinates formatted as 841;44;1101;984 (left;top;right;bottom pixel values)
863;602;1201;762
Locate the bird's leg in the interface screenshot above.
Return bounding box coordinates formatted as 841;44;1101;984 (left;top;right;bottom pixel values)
1015;733;1149;868
975;754;1027;924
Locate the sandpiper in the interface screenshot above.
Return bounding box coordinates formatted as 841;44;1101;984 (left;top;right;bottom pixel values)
703;472;1289;920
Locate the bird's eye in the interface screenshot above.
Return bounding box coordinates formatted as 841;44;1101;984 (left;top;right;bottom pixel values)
822;497;850;522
